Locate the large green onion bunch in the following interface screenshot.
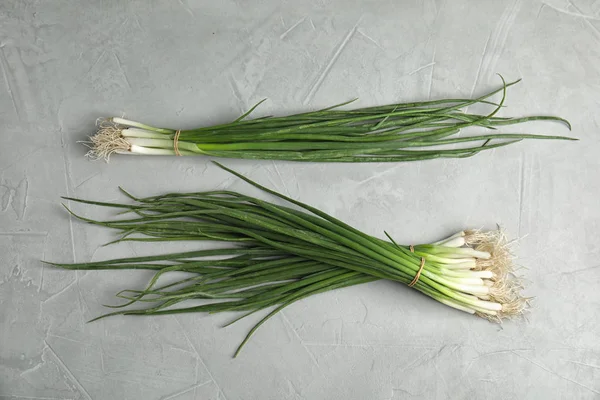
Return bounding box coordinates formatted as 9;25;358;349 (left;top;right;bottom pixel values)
48;163;527;356
87;78;573;162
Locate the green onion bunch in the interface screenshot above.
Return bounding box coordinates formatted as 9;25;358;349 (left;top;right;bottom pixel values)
48;163;528;356
87;77;573;163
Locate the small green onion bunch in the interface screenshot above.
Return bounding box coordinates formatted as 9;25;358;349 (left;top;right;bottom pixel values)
48;163;528;356
86;77;573;163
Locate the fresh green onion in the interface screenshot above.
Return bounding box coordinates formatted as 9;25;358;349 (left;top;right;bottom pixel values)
86;77;574;162
47;162;529;357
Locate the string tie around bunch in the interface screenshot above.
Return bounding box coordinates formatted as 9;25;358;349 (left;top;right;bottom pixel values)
174;130;182;156
408;245;425;287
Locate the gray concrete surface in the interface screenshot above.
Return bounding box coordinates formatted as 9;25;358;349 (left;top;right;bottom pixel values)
1;1;599;399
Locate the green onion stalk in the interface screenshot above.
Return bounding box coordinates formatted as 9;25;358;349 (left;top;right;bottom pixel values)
47;163;529;357
86;77;574;163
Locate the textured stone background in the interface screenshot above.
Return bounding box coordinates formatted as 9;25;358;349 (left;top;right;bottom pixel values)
1;1;599;399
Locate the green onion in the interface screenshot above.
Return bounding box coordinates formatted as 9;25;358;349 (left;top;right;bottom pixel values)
86;77;574;162
47;162;529;357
